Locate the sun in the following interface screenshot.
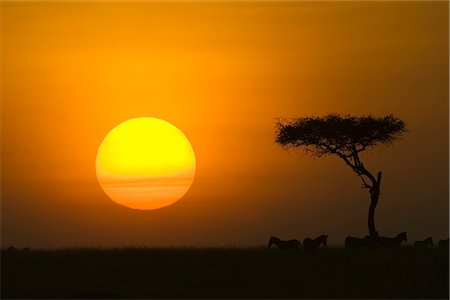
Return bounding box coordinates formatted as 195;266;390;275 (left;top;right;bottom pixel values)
96;117;196;210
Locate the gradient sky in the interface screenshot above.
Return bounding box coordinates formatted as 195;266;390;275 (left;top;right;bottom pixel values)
2;1;448;247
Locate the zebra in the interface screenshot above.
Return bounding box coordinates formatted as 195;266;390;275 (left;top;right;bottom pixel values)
414;237;433;247
268;236;301;250
438;238;449;248
345;236;371;249
378;232;407;248
303;235;328;250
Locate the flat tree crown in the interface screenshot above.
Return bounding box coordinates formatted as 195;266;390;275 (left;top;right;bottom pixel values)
275;114;406;157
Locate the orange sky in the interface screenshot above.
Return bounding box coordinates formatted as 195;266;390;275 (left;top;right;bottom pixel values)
2;1;448;247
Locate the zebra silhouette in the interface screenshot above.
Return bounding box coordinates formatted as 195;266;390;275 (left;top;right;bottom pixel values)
378;232;407;248
268;236;301;250
303;235;327;250
414;237;433;247
345;236;370;249
438;238;449;248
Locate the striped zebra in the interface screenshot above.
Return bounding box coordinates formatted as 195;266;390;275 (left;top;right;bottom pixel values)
303;235;327;250
268;236;301;250
414;237;433;247
378;232;407;248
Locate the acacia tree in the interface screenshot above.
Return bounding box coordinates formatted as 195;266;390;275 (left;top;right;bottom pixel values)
275;114;406;237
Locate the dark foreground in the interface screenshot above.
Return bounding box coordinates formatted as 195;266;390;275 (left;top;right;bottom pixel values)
2;247;448;299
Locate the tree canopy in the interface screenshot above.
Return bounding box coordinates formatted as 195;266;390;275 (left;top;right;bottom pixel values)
275;114;407;237
275;114;407;158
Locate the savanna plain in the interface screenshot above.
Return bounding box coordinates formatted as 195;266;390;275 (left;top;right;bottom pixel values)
2;246;448;299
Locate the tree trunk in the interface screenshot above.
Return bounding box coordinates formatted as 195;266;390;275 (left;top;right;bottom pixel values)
368;172;382;237
368;195;378;237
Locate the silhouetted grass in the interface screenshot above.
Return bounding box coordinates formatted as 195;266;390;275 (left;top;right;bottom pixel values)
2;247;448;299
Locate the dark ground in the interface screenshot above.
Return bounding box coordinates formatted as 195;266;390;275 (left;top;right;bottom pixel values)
1;247;448;299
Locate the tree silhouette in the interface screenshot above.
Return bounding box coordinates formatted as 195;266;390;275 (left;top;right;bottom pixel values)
275;114;407;237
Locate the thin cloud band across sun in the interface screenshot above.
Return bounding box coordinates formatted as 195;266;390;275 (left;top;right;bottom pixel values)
96;117;196;210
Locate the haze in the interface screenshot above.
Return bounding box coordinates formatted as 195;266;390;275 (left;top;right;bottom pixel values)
2;1;448;247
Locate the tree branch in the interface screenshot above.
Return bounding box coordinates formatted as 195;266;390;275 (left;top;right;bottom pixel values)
359;175;372;189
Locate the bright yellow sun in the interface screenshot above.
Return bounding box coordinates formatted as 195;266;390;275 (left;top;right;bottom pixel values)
96;117;196;210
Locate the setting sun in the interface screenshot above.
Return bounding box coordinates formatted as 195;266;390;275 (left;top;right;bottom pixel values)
2;1;449;298
96;117;196;210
